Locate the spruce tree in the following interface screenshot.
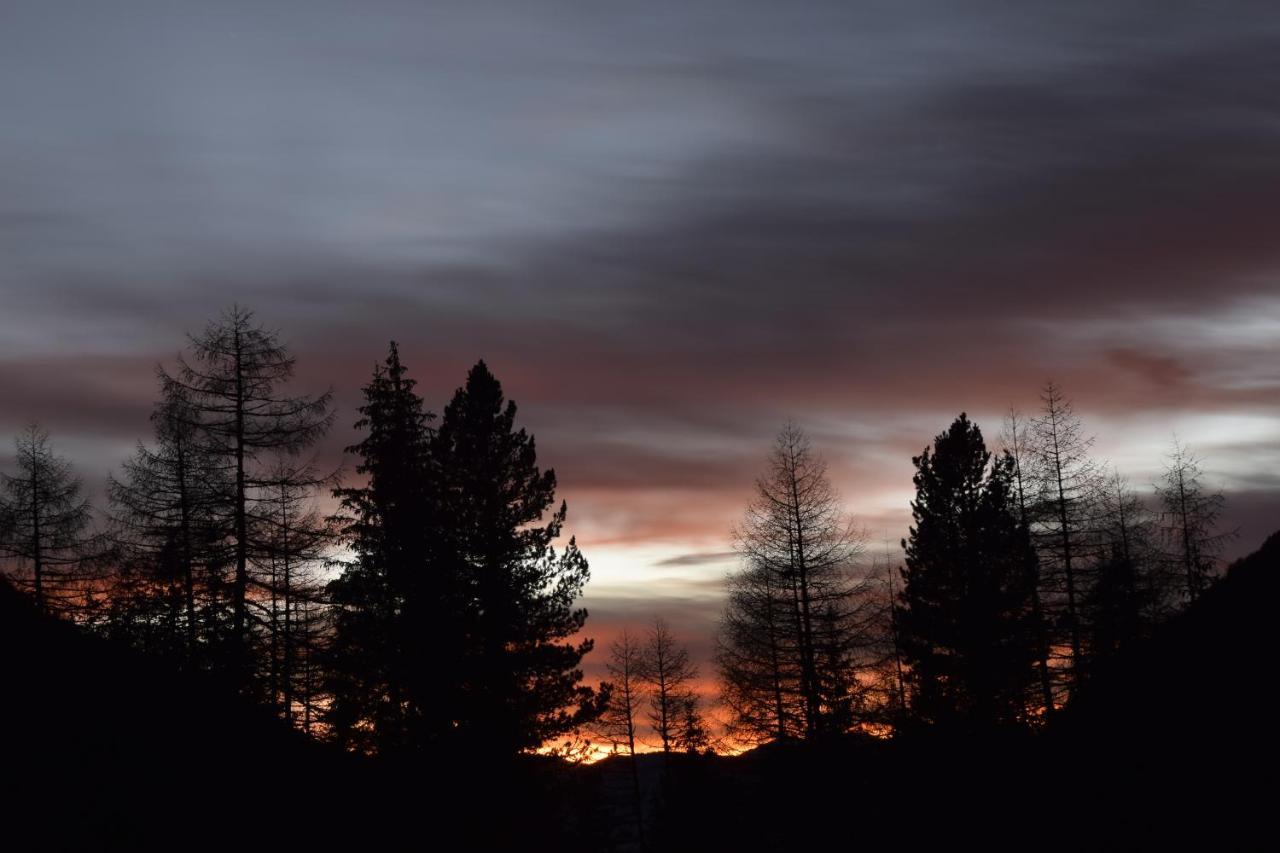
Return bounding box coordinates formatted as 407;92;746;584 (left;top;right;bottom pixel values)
326;342;439;752
898;413;1038;728
432;359;603;756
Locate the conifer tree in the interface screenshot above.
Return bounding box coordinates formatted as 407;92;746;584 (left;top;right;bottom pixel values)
326;342;438;752
432;360;603;756
0;425;94;615
898;414;1038;728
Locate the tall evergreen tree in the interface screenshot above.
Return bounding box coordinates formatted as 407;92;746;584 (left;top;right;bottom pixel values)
898;414;1038;728
432;360;603;756
326;342;439;753
0;425;94;615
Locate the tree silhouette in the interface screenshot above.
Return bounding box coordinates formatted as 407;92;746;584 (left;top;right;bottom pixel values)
0;425;93;614
640;617;698;754
1156;438;1231;603
432;360;603;756
326;342;439;753
1086;467;1157;658
593;628;648;844
674;694;710;754
721;422;870;740
1028;381;1101;688
260;459;331;722
106;376;228;661
1001;408;1055;716
898;414;1038;728
166;306;332;680
717;555;802;742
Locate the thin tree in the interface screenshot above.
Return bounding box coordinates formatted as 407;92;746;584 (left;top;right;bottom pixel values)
1028;381;1101;685
1155;439;1231;603
594;628;648;845
0;425;93;615
107;376;226;660
1002;409;1055;716
640;618;698;754
724;422;866;739
258;458;331;721
1088;467;1157;657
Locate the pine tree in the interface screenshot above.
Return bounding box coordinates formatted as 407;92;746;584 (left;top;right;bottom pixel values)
898;414;1038;729
0;425;94;615
325;342;439;752
165;306;332;679
432;360;603;756
673;694;710;755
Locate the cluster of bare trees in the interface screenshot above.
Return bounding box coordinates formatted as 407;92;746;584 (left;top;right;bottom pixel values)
1004;382;1232;712
596;619;707;758
0;307;336;726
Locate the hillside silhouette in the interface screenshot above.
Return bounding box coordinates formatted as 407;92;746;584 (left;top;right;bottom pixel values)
4;529;1276;849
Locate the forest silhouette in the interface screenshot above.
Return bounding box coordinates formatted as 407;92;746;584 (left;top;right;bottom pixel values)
0;306;1271;850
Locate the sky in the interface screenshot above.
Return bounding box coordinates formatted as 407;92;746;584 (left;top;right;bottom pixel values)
3;1;1280;706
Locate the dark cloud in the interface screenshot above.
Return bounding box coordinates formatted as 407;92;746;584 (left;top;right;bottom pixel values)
652;552;739;568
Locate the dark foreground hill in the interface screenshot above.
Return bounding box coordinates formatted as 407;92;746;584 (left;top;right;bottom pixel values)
2;530;1277;850
0;579;595;850
644;530;1280;850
